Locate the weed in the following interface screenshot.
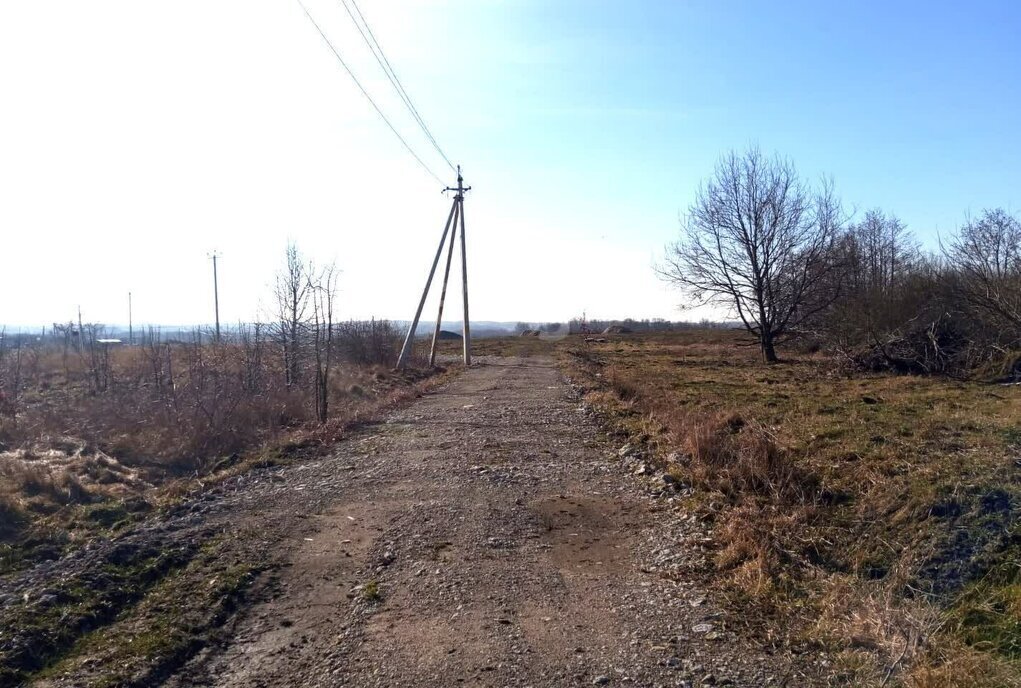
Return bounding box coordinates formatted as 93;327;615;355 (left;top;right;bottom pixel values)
361;580;381;602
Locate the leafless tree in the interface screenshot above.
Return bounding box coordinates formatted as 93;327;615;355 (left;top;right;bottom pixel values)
273;243;311;387
52;321;76;377
821;209;925;349
660;147;842;362
238;322;266;394
80;323;111;393
944;208;1021;334
309;263;338;424
846;209;919;295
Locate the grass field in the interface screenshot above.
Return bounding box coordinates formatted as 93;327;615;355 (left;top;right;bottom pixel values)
559;329;1020;686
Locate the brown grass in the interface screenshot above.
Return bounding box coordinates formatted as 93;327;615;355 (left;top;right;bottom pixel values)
904;637;1021;688
2;342;436;471
434;334;558;359
0;460;89;509
0;335;455;574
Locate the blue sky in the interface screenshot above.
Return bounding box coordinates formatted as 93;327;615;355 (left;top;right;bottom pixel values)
1;1;1018;326
458;0;1020;235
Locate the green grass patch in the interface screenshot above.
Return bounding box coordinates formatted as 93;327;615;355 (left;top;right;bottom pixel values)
31;539;259;687
0;540;201;685
944;537;1021;661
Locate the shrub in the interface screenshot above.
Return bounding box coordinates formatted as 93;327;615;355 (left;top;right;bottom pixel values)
335;320;402;367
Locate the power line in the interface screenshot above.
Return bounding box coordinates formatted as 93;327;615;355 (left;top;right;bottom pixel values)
295;0;444;185
341;0;456;173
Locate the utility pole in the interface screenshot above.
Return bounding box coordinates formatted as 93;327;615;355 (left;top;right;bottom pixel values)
455;169;471;365
397;165;472;369
209;251;221;342
128;291;133;346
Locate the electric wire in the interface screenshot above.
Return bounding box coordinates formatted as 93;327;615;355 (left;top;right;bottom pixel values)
341;0;456;173
295;0;444;185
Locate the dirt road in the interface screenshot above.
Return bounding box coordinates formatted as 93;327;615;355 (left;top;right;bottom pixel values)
156;357;822;687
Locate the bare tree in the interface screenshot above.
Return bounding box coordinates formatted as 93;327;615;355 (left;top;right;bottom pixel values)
822;209;924;349
52;321;76;377
660;148;842;362
273;243;311;386
80;323;111;393
309;264;338;424
238;322;266;394
847;209;919;295
944;208;1021;334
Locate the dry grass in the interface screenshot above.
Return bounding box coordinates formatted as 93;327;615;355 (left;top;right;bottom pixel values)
561;329;1021;685
0;336;455;574
2;343;432;470
434;334;558;359
905;643;1021;688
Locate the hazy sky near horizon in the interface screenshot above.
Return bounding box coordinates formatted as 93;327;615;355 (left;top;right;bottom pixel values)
2;0;1019;328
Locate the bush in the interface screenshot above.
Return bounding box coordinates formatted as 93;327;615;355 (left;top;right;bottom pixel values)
0;320;424;478
335;320;402;367
685;413;817;502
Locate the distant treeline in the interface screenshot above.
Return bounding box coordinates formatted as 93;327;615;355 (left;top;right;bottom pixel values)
564;318;735;335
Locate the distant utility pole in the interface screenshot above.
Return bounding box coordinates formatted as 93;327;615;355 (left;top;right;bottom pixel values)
209;251;221;342
397;166;472;369
77;305;84;352
128;291;133;346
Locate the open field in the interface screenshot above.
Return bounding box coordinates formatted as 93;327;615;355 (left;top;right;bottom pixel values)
1;331;1017;686
560;330;1020;686
0;335;454;581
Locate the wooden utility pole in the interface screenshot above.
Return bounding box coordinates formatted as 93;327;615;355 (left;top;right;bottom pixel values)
456;170;471;365
397;166;472;369
128;291;133;346
209;252;221;342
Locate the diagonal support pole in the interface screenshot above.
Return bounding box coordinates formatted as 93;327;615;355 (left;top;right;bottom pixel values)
396;198;459;369
429;202;460;366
